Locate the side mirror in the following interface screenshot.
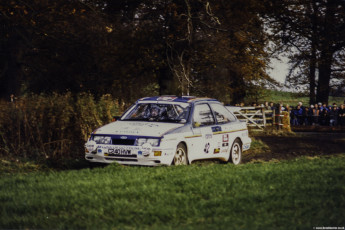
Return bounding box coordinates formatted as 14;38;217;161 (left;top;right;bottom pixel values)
112;116;121;122
193;122;201;128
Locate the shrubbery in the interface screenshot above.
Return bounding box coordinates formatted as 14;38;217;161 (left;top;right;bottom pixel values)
0;93;121;167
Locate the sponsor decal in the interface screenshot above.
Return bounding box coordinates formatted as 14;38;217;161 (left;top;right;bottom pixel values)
243;144;250;151
205;134;212;139
114;130;139;135
222;143;229;147
204;143;210;153
157;96;177;101
85;140;97;152
223;134;229;142
128;122;159;128
221;148;228;153
213;148;220;154
97;149;102;153
138;151;143;155
212;126;222;132
98;145;139;150
142;143;152;156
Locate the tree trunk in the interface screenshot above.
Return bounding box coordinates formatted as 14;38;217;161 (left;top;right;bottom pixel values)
309;44;317;105
316;0;337;105
308;1;318;105
316;51;332;104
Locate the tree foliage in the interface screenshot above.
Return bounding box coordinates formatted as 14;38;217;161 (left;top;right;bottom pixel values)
265;0;345;104
1;0;272;105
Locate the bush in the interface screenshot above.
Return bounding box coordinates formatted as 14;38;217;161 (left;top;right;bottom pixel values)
0;93;120;167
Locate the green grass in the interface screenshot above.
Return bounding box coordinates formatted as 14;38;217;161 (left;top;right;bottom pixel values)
259;89;344;106
1;156;345;229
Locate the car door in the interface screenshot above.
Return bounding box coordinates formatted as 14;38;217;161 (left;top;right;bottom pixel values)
209;103;239;159
190;103;217;160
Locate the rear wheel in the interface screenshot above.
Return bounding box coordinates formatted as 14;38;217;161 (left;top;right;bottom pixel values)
229;139;242;165
173;143;188;165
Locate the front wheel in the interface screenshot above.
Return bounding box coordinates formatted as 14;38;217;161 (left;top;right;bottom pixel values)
229;139;242;165
173;143;188;165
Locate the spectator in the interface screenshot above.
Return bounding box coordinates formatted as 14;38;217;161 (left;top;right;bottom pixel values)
302;107;310;125
279;102;286;111
319;103;329;125
339;104;345;126
290;106;298;126
264;101;270;110
312;104;320;125
298;101;305;111
269;102;275;111
307;105;315;125
292;105;303;125
320;103;330;113
329;105;339;126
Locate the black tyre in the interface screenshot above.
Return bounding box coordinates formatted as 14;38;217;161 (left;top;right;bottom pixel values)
229;139;242;165
173;143;188;165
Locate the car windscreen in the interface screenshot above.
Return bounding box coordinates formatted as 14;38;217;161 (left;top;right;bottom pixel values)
122;103;190;123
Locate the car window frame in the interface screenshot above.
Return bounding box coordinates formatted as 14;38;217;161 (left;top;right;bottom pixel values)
121;102;191;123
209;102;238;124
192;103;216;128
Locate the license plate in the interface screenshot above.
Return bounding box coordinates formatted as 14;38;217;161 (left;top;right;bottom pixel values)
108;148;131;155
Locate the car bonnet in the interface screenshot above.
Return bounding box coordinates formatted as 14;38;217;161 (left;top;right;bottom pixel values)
93;121;185;137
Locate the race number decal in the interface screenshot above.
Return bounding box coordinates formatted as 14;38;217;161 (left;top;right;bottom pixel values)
204;143;210;153
223;134;229;142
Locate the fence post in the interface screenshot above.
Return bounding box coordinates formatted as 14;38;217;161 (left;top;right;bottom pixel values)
274;106;281;130
262;107;266;127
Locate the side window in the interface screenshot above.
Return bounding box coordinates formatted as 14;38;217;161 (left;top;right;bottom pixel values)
193;104;215;127
210;103;237;124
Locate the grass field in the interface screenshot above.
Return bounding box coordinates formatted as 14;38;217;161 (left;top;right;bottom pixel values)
257;90;345;106
1;156;345;229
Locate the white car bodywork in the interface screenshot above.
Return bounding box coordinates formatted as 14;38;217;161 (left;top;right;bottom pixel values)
85;96;251;166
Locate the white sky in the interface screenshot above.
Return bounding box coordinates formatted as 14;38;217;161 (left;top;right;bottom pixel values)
267;57;289;84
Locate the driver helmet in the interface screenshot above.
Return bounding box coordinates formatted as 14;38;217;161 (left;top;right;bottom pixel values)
150;105;160;117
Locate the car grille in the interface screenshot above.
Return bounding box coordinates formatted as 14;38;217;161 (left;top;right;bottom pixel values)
112;138;136;145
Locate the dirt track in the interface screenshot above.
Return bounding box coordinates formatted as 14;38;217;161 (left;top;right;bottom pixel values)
243;132;345;163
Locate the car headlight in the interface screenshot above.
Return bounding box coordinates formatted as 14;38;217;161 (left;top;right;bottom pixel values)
136;138;160;147
93;136;112;144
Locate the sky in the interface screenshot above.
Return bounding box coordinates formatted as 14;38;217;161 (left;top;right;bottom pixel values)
267;57;289;84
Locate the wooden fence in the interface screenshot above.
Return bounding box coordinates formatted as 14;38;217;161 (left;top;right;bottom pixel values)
227;106;290;131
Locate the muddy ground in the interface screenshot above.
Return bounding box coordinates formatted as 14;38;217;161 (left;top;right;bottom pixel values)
243;132;345;163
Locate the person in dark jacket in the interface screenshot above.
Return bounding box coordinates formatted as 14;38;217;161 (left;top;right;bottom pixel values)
312;104;320;125
319;104;329;126
339;104;345;126
329;105;339;126
291;105;303;125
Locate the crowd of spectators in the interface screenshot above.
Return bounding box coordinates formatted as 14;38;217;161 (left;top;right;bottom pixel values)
259;101;345;126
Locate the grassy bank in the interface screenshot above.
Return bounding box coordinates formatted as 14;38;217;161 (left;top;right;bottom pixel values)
1;156;344;229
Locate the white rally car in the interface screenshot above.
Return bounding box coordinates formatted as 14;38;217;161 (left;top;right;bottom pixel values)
85;96;251;166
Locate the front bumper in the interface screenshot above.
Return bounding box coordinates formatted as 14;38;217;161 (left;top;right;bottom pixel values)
85;144;175;166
